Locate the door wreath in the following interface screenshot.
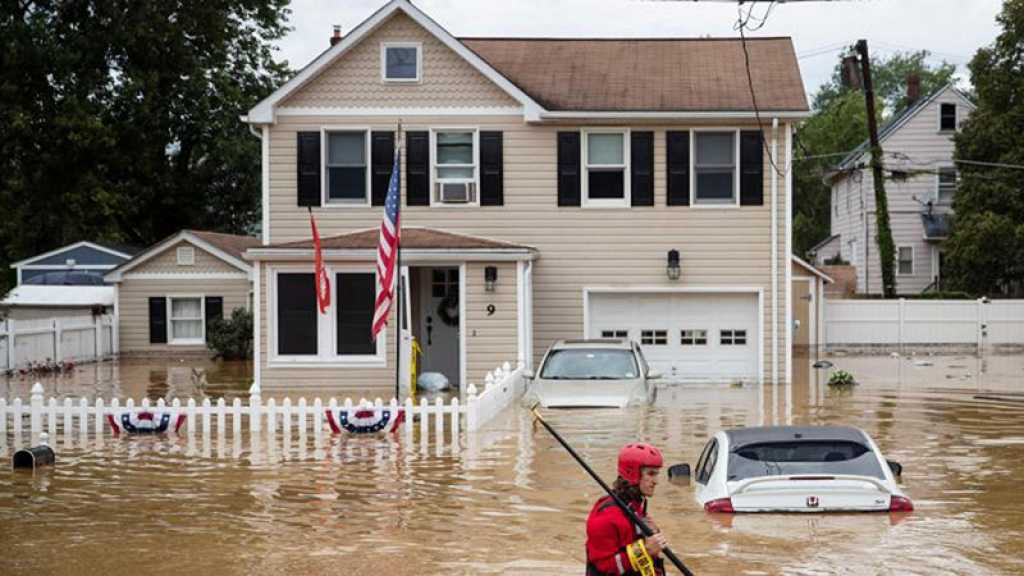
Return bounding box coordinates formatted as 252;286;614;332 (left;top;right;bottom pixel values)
436;292;459;326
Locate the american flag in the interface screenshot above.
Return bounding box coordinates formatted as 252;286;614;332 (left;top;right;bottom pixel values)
372;150;401;338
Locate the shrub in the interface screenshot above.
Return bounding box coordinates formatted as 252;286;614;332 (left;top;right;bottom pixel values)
206;307;253;360
827;369;856;387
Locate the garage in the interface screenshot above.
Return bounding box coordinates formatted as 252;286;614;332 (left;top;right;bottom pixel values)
587;291;760;382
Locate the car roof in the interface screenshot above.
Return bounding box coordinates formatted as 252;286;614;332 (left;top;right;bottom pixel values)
551;338;633;350
723;426;869;450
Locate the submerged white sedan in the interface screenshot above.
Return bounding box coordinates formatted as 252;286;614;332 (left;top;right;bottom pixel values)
675;426;913;513
526;339;659;408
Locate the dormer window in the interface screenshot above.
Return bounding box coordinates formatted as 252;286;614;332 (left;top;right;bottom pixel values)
382;42;421;82
940;103;957;131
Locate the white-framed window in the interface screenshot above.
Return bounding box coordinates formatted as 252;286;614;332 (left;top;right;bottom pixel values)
176;246;195;266
680;330;708;346
693;130;740;206
270;266;386;366
582;129;630;207
601;330;629;339
939;103;958;132
897;246;914;276
168;296;204;345
936;166;957;205
431;128;478;205
641;330;667;346
322;128;370;205
381;42;421;82
720;329;747;346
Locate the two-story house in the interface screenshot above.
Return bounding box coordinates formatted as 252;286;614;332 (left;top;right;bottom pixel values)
241;0;809;391
818;83;975;295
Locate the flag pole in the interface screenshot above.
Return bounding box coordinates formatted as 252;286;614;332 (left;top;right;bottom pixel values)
395;120;403;402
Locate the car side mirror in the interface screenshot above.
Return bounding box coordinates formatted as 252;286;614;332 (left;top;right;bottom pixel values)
887;460;903;477
647;370;662;380
522;369;535;380
667;463;690;479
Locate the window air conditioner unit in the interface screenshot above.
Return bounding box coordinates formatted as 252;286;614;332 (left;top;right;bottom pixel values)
437;181;475;203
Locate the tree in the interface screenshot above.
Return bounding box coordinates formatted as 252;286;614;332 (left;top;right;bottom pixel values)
793;50;956;260
947;0;1024;296
0;0;292;294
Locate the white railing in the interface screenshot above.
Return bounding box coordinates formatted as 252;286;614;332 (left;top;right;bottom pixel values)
0;361;527;456
825;298;1024;350
0;315;116;371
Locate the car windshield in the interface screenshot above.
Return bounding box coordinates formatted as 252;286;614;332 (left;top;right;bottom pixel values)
539;349;639;380
726;440;886;481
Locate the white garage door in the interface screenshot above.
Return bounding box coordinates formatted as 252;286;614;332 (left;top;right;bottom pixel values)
589;292;759;382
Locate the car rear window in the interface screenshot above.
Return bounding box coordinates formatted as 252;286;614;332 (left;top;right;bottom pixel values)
727;440;885;481
539;349;639;380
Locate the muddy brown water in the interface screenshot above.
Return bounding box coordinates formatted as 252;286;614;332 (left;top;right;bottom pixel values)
2;354;1023;575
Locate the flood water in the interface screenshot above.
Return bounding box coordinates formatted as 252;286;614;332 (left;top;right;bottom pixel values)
2;353;1024;575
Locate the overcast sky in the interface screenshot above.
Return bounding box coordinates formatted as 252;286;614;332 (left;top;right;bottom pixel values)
274;0;1004;102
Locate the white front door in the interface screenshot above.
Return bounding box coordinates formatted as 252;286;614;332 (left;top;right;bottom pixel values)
589;292;759;382
418;267;460;388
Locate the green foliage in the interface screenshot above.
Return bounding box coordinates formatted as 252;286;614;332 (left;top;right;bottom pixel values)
0;1;292;279
827;369;856;388
947;0;1024;296
206;308;253;360
793;51;957;260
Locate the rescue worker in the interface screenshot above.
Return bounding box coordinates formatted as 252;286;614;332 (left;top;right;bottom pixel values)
585;443;668;576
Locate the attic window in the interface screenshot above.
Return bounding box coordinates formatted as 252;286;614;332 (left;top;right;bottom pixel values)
940;103;957;131
382;43;420;82
177;246;195;266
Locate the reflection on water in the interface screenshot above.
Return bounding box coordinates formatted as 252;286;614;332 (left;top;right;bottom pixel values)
1;353;1023;575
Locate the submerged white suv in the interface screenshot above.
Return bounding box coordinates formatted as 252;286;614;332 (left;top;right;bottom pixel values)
526;339;660;408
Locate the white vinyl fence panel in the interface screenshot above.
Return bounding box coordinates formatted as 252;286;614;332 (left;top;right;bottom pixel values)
0;315;115;371
825;299;1024;348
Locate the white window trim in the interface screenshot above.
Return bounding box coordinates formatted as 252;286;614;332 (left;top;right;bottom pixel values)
321;126;372;207
938;102;958;132
429;127;480;207
935;165;957;205
897;246;914;276
167;294;205;346
581;128;631;208
176;246;195;266
269;265;386;367
691;128;742;208
381;42;422;83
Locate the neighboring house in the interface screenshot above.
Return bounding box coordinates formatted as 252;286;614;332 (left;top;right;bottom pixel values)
242;0;809;389
104;230;259;354
9;241;138;286
0;285;114;321
791;256;832;352
824;84;975;295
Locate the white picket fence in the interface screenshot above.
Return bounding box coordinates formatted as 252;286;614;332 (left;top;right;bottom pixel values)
0;315;116;371
825;298;1024;349
0;361;527;456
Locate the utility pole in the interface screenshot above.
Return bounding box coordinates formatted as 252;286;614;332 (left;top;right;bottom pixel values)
856;39;897;298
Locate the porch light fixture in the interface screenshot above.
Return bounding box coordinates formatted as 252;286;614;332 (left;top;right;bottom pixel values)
666;250;681;281
484;266;498;292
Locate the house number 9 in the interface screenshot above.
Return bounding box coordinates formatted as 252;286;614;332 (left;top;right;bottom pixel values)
486;304;496;316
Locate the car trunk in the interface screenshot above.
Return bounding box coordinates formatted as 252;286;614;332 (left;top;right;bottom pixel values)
728;475;893;512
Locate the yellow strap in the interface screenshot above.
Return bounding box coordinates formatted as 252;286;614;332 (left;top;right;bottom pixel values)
626;539;657;576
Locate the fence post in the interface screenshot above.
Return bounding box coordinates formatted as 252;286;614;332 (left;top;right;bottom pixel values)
94;315;101;360
466;384;479;432
94;398;104;437
434;397;443;452
30;382;44;442
53;319;61;362
977;298;985;355
0;398;7;439
249;382;261;434
4;319;12;370
403;396;414;444
898;298;906;353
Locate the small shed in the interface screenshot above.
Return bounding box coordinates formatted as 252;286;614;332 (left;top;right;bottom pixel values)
10;241;138;286
792;256;833;352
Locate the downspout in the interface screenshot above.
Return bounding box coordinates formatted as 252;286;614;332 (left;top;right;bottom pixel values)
246;124;271;246
785;123;793;386
771;118;779;386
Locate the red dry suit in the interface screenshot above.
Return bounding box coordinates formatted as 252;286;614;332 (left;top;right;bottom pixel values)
585;495;666;576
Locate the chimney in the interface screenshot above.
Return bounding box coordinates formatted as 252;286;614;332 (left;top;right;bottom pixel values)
906;74;921;105
330;25;342;47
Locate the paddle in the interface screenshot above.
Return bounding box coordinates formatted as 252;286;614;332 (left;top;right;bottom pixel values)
530;406;696;576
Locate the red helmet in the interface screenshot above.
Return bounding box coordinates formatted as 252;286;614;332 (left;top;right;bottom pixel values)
618;443;663;485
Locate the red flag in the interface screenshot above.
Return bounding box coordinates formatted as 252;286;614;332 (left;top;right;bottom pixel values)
310;210;330;314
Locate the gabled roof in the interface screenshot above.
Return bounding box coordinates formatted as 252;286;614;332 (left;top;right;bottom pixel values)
104;230;260;282
833;84;976;175
792;255;834;284
10;241;137;268
1;285;115;308
245;0;809;124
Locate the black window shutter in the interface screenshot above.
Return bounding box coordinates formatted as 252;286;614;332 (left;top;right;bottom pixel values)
337;273;377;355
557;131;581;206
296;132;321;207
371;131;395;206
204;296;223;326
277;273;317;355
740;130;764;206
148;297;167;344
480;131;504;206
631;131;654;206
666;131;690;206
406;131;430;206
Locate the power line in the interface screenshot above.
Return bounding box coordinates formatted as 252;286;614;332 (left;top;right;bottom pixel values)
734;0;788;177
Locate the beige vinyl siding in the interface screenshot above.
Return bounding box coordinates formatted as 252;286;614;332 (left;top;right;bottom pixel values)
281;12;518;110
131;241;241;275
264;116;790;384
465;262;518;386
119;278;250;354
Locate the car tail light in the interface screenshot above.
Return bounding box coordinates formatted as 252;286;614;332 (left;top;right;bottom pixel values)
704;498;735;513
889;495;914;512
